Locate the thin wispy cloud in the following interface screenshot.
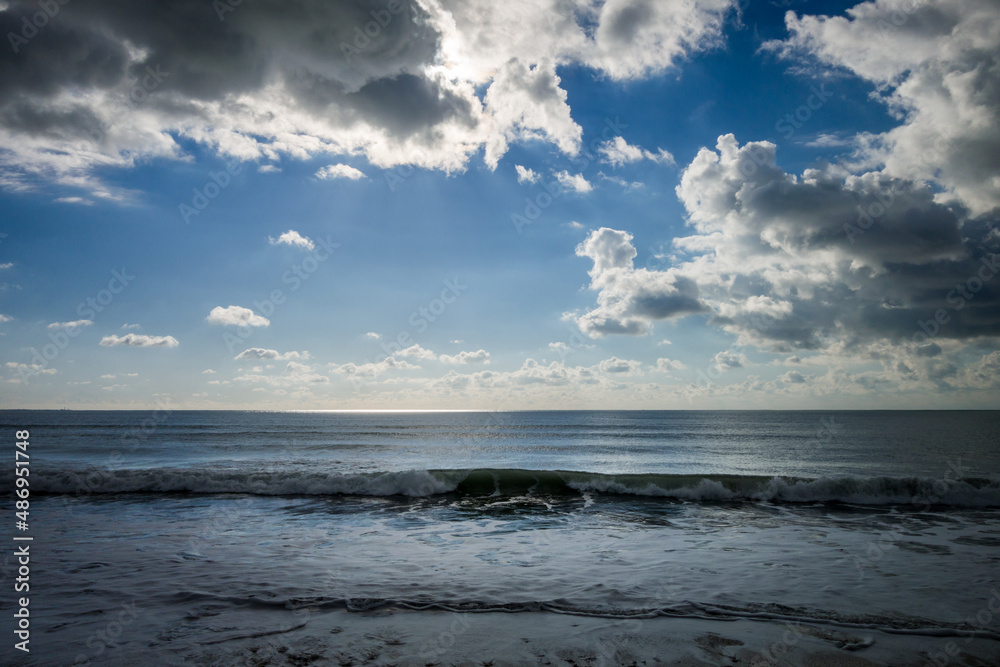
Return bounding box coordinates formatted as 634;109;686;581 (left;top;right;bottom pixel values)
100;334;179;348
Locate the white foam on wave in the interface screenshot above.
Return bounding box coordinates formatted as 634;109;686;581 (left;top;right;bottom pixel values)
568;474;1000;506
20;467;1000;506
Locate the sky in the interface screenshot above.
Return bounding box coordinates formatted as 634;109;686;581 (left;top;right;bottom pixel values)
0;0;998;410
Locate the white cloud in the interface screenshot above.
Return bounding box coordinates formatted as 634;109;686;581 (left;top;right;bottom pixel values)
101;372;138;379
570;227;707;337
655;358;685;372
515;165;539;184
769;0;1000;216
782;370;807;384
121;323;141;330
0;0;738;195
713;351;748;370
0;314;12;323
258;164;281;173
206;305;270;327
330;357;421;378
268;229;315;250
234;361;329;387
484;60;582;169
234;348;310;361
587;0;737;79
598;356;643;375
6;362;56;375
202;369;217;374
99;334;179;348
597;136;675;167
364;332;382;340
55;197;93;205
600;174;644;190
0;262;12;269
396;344;438;361
315;164;366;180
566;221;584;230
553;170;593;193
439;349;491;365
47;319;93;330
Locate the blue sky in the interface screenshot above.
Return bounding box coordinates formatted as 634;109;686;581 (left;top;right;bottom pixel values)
1;0;998;409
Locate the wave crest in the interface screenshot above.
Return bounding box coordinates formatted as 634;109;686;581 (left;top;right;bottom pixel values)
17;467;1000;506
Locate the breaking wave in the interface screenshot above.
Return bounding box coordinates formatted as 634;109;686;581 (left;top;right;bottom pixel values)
19;467;1000;506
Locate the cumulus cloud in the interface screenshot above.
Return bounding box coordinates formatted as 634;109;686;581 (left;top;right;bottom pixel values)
234;348;310;361
553;170;593;193
0;0;739;195
439;349;490;365
396;344;438;360
598;356;643;375
484;60;582;169
0;314;12;323
586;0;737;79
315;164;366;180
597;136;674;167
669;133;1000;350
713;350;748;370
364;331;382;340
655;357;685;372
570;227;708;337
768;0;1000;216
99;334;179;347
268;229;315;250
515;164;539;184
206;305;270;327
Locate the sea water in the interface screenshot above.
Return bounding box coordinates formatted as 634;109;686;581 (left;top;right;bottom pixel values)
1;410;999;664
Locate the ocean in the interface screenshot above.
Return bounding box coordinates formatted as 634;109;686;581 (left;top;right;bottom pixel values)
2;410;1000;665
